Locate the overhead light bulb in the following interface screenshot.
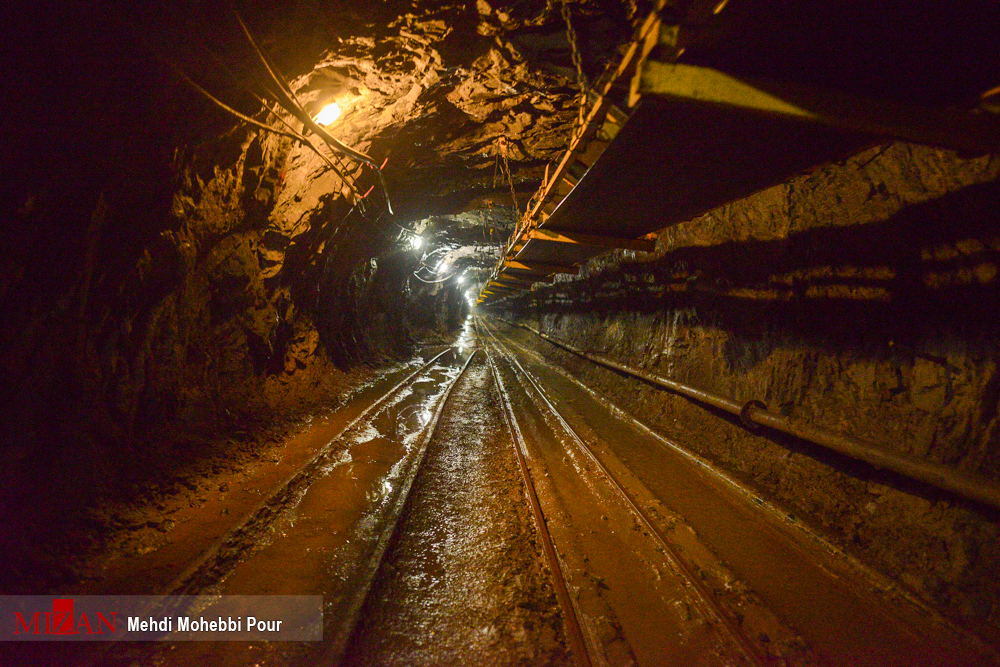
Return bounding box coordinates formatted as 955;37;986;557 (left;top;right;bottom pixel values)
411;236;424;250
457;275;465;284
315;102;342;125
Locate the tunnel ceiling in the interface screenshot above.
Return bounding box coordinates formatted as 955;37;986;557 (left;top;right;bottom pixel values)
0;0;639;503
142;0;635;274
8;3;1000;641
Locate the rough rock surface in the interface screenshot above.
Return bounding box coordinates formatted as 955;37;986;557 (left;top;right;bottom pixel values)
0;0;632;591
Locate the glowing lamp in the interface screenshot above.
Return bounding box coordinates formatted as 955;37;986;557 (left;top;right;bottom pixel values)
411;236;424;250
315;102;342;125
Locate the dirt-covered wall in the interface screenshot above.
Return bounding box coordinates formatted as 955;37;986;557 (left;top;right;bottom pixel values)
496;143;1000;636
0;105;448;589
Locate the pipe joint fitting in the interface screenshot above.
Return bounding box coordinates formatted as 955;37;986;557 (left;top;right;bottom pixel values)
740;400;767;429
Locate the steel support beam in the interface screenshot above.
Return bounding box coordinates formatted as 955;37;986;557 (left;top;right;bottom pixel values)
505;259;579;275
488;281;522;292
491;276;535;289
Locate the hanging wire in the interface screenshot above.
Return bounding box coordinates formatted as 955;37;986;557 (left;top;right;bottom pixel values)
231;7;395;214
411;271;458;284
157;25;365;197
492;137;520;220
161;59;347;175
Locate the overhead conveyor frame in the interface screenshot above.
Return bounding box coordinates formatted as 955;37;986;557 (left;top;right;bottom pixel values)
632;58;1000;157
478;0;1000;305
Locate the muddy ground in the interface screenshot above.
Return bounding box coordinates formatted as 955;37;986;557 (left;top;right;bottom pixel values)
3;355;423;597
344;353;571;667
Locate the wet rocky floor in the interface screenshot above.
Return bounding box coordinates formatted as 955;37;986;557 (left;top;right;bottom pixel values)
343;354;571;666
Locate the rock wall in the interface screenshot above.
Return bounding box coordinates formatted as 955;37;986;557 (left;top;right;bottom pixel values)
497;143;1000;635
1;0;613;590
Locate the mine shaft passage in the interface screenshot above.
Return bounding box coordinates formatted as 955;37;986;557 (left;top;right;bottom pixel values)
10;323;1000;667
4;1;1000;667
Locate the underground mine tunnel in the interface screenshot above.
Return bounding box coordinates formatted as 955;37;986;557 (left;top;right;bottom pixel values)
2;0;1000;665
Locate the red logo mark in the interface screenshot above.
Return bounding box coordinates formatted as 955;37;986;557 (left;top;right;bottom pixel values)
14;599;117;635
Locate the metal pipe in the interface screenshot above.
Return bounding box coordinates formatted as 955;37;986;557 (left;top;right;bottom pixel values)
513;321;1000;512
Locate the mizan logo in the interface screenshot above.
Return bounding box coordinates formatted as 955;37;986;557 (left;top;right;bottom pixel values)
14;599;117;635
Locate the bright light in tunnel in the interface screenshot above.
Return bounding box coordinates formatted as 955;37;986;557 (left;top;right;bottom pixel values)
315;102;342;125
411;236;424;250
457;275;465;284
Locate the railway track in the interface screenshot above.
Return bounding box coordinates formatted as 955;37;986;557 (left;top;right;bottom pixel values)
71;346;478;667
478;317;783;667
166;348;459;597
478;317;1000;667
21;320;997;667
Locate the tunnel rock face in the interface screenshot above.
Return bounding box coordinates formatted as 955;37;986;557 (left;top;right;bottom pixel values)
497;142;1000;629
6;1;1000;659
0;0;631;584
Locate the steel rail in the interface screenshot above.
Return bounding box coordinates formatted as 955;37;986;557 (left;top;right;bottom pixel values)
165;348;454;595
83;349;456;667
480;320;769;666
329;349;480;664
479;322;595;667
512;321;1000;512
489;322;1000;664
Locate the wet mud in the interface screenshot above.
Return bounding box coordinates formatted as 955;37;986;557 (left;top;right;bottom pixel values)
344;353;572;667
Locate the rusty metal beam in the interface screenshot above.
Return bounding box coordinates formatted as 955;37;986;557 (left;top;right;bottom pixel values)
488;281;523;292
494;272;535;283
527;228;656;253
495;278;535;288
